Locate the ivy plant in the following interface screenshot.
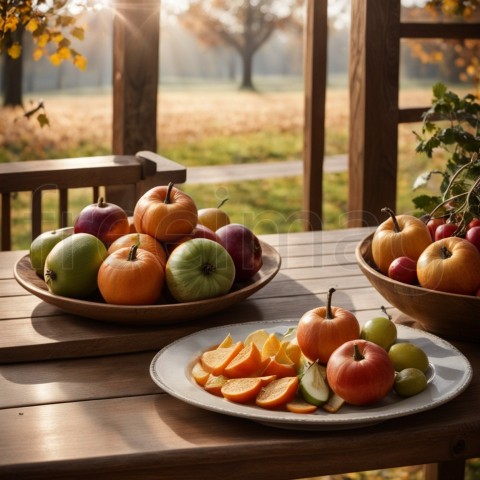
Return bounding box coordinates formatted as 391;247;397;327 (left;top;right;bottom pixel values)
412;82;480;233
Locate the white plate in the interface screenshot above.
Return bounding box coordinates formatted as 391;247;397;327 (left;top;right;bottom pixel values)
150;319;473;430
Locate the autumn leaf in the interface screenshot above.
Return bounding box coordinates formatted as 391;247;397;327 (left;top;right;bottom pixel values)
7;43;22;59
49;52;62;66
37;113;50;128
33;47;43;61
71;27;85;41
25;18;39;32
73;54;87;71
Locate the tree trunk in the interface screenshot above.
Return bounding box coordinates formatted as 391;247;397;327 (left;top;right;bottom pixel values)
3;26;24;107
240;50;255;90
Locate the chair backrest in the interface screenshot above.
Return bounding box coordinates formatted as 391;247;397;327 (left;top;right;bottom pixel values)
0;150;186;250
348;0;480;227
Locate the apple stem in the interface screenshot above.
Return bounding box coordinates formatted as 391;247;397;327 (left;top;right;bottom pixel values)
202;263;216;275
127;244;138;262
380;305;392;321
217;197;228;209
381;207;401;232
164;182;175;205
97;197;107;208
441;245;453;259
353;343;365;362
326;287;335;319
44;269;56;281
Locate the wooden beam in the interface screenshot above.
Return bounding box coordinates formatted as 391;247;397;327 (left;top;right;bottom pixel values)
303;0;328;231
112;0;160;155
348;0;401;227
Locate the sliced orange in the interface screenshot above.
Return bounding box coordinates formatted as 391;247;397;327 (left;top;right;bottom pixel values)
258;374;277;386
244;329;270;351
286;398;318;414
262;357;298;378
224;342;262;378
191;361;210;386
256;376;299;409
275;342;295;366
261;333;281;360
221;377;263;404
217;333;234;348
200;341;243;376
285;341;303;369
204;374;229;396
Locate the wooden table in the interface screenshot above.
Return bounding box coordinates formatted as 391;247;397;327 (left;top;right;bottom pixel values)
1;227;478;480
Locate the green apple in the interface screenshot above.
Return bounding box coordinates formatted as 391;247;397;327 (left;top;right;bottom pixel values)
165;238;235;302
388;342;429;373
360;306;397;350
30;227;73;277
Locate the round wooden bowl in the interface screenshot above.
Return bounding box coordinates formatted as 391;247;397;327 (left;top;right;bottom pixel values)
356;233;480;343
14;240;281;326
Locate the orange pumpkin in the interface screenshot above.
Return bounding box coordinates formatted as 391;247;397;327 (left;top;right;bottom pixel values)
133;183;198;242
108;233;167;269
98;245;165;305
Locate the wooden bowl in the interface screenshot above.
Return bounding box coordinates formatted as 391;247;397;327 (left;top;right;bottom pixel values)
14;240;281;326
356;233;480;343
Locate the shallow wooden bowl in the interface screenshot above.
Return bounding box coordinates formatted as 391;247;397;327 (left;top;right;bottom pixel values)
356;233;480;343
14;240;281;326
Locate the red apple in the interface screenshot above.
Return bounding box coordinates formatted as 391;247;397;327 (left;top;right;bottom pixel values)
387;256;418;285
468;218;480;230
216;223;263;282
74;197;129;246
434;222;458;241
466;226;480;254
426;217;446;241
164;224;221;256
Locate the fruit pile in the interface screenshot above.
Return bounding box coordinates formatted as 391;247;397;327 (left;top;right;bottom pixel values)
193;288;430;414
372;207;480;296
29;183;264;304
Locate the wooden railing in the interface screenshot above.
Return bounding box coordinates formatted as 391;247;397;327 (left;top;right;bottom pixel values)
0;151;186;250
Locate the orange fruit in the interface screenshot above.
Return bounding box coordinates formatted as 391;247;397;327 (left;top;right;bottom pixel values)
221;377;263;403
204;374;228;396
200;341;243;376
262;358;297;378
191;361;210;386
217;333;234;348
255;376;299;409
286;398;318;414
224;342;262;378
261;333;281;360
244;329;270;351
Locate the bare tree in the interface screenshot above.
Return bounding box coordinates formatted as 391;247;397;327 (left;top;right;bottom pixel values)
177;0;304;90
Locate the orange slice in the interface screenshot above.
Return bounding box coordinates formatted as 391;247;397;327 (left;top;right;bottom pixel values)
224;342;262;378
256;376;299;409
217;333;234;348
244;329;270;351
204;374;229;396
200;341;243;376
286;398;318;414
191;361;210;386
262;358;298;378
221;377;263;404
261;333;281;360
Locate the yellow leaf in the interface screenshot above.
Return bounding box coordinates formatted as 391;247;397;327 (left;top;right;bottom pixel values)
33;47;43;61
7;43;22;59
26;18;39;32
4;15;19;32
73;54;87;71
36;33;49;48
71;27;85;41
58;46;71;60
52;32;64;44
49;52;62;66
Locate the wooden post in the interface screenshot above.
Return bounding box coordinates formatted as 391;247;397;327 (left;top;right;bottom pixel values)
109;0;161;212
112;0;160;155
303;0;328;231
348;0;401;227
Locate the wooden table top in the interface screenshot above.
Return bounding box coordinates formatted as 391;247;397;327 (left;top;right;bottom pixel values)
1;227;478;480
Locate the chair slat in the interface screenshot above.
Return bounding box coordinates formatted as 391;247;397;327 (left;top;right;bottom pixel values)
1;193;12;251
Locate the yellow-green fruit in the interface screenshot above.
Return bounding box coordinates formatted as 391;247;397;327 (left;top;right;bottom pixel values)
197;207;230;232
388;342;429;373
30;228;73;276
44;233;107;299
394;368;428;397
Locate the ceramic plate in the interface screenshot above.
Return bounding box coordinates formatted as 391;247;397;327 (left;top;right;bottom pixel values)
150;319;473;430
13;240;281;326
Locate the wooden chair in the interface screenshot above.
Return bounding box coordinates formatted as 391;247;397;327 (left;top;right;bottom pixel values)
0;151;186;250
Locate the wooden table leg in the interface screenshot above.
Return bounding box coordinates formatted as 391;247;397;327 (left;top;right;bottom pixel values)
424;460;466;480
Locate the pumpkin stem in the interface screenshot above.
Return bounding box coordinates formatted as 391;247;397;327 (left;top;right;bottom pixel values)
326;287;335;319
440;245;453;259
97;197;107;208
216;197;228;209
353;343;364;362
164;182;175;205
127;244;138;261
381;207;401;233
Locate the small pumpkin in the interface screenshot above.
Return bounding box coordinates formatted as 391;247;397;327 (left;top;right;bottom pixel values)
108;233;167;269
133;183;198;242
98;245;165;305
